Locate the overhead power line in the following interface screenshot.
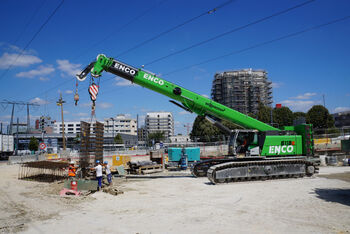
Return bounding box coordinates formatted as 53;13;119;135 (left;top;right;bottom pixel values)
12;0;47;47
116;0;236;57
27;0;168;103
0;0;64;81
73;0;169;60
144;0;316;67
163;15;350;76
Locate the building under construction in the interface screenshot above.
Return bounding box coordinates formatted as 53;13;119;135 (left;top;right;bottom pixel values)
211;69;273;115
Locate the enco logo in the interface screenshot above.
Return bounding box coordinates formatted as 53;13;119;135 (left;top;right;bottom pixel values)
269;145;294;154
143;73;164;85
114;63;137;76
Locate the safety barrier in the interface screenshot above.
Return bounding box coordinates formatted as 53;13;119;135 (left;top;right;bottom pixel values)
8;154;46;164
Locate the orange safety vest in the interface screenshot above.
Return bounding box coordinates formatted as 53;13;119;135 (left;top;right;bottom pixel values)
68;165;76;177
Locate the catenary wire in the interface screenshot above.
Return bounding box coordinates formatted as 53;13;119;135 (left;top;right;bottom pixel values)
25;0;168;103
143;0;316;66
0;0;64;81
12;0;47;48
163;15;350;76
72;0;169;61
116;0;236;58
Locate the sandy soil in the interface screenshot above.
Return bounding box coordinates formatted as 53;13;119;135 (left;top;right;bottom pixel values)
1;163;350;234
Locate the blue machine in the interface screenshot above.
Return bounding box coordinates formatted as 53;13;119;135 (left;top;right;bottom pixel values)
168;147;200;162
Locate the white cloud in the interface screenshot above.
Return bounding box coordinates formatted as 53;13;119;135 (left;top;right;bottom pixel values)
271;82;283;88
175;121;182;127
39;77;50;82
0;115;12;119
97;102;113;109
179;110;190;115
201;94;209;98
77;102;112;109
16;65;55;78
72;112;88;117
80;102;91;108
333;107;350;113
114;77;136;86
0;53;42;69
30;97;49;105
280;100;316;112
56;59;81;77
292;92;317;100
65;90;73;94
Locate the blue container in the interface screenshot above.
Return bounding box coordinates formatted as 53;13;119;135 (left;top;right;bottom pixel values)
185;147;200;162
168;147;200;162
168;148;182;161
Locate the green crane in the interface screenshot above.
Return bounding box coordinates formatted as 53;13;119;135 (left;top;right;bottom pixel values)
77;54;319;183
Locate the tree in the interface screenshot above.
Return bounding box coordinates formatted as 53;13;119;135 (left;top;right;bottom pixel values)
190;116;221;142
114;134;123;144
73;133;81;145
147;131;165;146
306;105;335;129
273;106;293;127
221;119;242;132
28;137;39;151
293;112;306;124
257;103;272;124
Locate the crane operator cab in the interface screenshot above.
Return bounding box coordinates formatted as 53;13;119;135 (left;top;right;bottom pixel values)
229;130;260;157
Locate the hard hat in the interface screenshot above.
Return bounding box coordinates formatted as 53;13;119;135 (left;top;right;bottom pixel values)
104;161;108;164
96;160;100;164
70;161;74;164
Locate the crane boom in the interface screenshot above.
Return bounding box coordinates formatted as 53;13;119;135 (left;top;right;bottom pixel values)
77;54;279;132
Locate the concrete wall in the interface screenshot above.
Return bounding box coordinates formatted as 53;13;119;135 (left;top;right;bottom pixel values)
199;145;228;157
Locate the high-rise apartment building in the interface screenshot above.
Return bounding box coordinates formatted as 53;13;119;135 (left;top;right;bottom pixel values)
145;112;174;139
211;69;273;114
54;121;81;134
104;114;137;135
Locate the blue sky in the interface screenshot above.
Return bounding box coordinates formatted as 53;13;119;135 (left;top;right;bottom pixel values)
0;0;349;134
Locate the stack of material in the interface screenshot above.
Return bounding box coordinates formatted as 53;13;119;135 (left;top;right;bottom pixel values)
103;187;124;196
18;161;69;182
128;160;162;174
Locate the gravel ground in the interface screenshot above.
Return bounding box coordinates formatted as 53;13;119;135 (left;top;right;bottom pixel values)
1;164;349;234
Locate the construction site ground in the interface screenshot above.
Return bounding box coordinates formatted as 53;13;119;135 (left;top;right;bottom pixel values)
0;163;350;234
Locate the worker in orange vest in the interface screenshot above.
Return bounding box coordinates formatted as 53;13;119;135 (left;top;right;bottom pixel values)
68;161;77;179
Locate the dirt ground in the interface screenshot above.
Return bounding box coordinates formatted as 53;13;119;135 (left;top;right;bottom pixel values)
0;163;350;234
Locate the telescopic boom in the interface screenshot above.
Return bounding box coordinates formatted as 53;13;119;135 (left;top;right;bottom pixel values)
77;54;279;132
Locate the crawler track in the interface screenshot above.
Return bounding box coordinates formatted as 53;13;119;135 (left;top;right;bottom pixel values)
207;158;319;184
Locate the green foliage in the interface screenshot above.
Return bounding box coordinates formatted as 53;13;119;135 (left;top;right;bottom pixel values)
148;131;165;145
306;105;335;129
257;103;272;124
221;119;242;131
73;133;81;145
273;106;293;127
293;112;306;120
114;134;123;144
28;137;39;151
190;116;221;142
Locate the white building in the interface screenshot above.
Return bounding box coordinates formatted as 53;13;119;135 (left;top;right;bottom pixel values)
145;112;174;139
104;114;137;136
169;135;190;143
54;121;81;134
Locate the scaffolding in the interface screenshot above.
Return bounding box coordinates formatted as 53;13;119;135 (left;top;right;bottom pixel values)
80;121;104;170
211;68;273;115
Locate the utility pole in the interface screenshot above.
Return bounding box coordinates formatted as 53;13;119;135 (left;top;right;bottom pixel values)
27;104;30;133
9;103;15;134
184;123;192;136
0;100;39;134
16;118;19;155
322;94;326;108
56;94;66;150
